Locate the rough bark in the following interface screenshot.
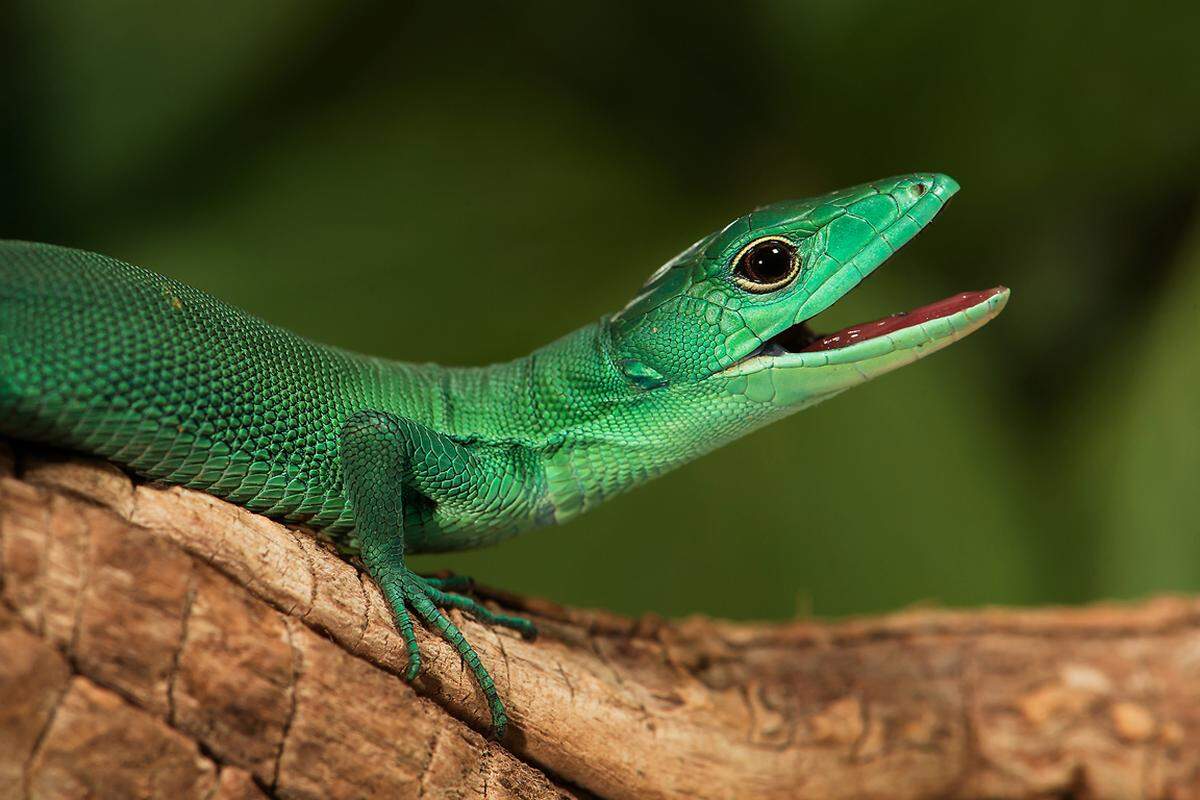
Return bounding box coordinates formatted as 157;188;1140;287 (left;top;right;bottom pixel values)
1;439;1198;800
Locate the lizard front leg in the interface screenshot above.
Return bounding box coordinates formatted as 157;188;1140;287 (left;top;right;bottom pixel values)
338;410;535;737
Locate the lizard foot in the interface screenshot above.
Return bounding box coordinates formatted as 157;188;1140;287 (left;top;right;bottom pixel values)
381;569;536;738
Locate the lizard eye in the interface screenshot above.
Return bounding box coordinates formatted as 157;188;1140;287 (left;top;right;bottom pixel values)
733;238;799;293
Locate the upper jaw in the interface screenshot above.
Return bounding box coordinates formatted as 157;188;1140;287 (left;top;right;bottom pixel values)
786;172;961;327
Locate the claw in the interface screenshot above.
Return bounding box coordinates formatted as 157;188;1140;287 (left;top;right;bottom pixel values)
490;709;508;739
403;653;421;682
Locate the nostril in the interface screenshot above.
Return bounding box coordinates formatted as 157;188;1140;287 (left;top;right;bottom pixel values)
911;182;928;197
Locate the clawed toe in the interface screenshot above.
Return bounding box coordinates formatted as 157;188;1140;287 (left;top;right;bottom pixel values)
421;573;475;591
412;574;537;638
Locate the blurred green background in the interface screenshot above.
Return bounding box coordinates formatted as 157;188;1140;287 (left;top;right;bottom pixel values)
4;2;1199;620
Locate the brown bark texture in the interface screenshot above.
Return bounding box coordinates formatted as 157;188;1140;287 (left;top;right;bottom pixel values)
1;438;1199;800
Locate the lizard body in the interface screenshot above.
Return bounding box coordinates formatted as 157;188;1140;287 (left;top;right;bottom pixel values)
0;173;1008;734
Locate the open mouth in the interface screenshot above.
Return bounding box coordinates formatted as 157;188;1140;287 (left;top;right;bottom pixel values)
715;173;1010;380
753;287;1008;359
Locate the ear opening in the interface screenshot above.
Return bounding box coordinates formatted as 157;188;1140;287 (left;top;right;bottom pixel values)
616;359;668;390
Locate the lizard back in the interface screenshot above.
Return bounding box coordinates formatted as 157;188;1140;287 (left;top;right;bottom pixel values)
0;241;429;533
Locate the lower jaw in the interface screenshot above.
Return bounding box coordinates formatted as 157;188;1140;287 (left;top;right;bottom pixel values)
719;287;1009;393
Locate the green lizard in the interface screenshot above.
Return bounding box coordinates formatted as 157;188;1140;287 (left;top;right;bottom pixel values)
0;173;1007;736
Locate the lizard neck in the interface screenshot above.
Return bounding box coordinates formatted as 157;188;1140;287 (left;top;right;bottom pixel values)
444;321;727;523
441;321;634;442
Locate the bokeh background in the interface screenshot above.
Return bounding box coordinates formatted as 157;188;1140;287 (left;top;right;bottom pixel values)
4;2;1199;620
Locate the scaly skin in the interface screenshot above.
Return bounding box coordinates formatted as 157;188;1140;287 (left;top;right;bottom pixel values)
0;173;1008;735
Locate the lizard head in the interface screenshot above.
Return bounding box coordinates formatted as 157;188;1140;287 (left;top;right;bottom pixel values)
606;173;1008;417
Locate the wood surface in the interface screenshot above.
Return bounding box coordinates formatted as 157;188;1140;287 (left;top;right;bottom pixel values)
2;439;1198;799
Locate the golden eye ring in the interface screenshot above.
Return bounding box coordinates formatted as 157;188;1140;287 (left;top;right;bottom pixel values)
732;237;799;293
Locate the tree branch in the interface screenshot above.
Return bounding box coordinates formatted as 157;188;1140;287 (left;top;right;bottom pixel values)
1;439;1198;799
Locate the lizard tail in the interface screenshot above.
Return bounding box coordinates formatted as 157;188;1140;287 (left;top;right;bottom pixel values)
0;239;188;445
0;240;55;434
0;240;144;440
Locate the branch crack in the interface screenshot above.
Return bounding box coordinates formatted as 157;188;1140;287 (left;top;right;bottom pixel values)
21;677;70;799
271;617;301;794
167;564;198;726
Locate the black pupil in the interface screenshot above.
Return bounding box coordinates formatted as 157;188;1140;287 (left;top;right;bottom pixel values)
740;240;795;284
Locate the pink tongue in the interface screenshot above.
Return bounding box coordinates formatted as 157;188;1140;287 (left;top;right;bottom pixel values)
800;287;1005;353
